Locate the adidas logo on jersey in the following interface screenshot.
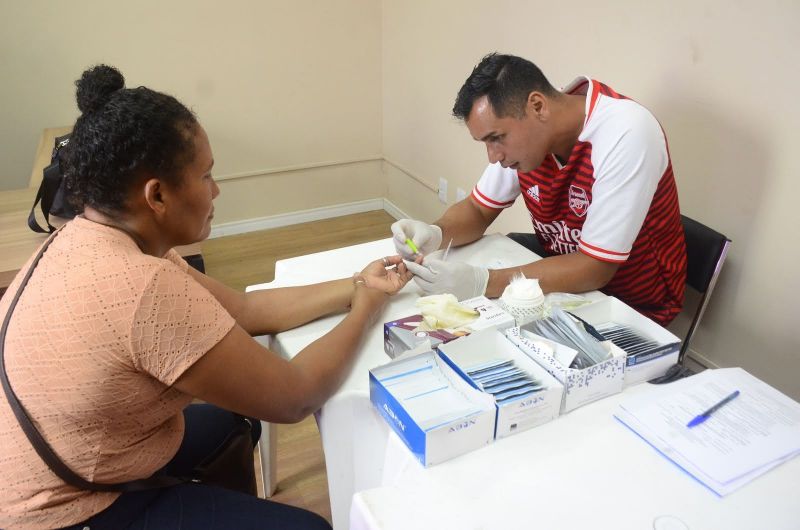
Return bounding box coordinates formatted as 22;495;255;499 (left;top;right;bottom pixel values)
526;184;541;202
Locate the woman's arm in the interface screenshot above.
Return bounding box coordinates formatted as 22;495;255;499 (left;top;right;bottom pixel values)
187;255;409;336
172;281;389;423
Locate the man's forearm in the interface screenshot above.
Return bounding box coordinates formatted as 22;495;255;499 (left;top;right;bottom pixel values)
485;252;619;298
434;198;496;249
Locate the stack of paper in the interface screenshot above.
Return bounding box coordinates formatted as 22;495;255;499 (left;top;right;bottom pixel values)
614;367;800;496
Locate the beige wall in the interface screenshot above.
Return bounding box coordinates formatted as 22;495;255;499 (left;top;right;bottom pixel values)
0;0;384;222
382;0;800;399
3;1;798;399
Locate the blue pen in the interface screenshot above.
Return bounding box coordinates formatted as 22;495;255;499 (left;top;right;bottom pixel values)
686;390;740;428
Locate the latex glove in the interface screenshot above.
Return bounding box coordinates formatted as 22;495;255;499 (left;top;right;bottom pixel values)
405;252;489;301
391;219;442;260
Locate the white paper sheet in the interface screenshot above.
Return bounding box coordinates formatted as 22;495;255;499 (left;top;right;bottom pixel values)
614;367;800;495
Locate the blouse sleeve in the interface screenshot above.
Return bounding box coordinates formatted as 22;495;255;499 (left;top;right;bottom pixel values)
129;262;236;385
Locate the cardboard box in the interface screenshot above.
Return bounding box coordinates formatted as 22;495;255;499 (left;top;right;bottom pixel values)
369;349;496;467
568;297;681;386
506;326;626;413
437;329;564;439
383;296;515;359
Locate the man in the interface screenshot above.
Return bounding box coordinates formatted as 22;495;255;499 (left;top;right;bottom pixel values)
396;53;686;325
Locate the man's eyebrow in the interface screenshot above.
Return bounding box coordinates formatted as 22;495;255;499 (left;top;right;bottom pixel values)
478;131;499;142
206;159;215;172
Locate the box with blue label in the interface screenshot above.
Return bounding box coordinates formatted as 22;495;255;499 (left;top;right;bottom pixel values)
437;329;563;439
567;297;681;386
369;349;496;467
383;295;515;359
506;325;626;413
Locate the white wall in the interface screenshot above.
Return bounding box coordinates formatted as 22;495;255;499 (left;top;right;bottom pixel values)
0;0;384;223
382;0;800;399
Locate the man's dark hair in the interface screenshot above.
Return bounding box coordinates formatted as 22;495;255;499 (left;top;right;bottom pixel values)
63;64;198;216
452;53;558;121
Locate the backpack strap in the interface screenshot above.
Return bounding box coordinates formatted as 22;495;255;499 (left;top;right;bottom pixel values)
27;135;72;234
27;162;63;233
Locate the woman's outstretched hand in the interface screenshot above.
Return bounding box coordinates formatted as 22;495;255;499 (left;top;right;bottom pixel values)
358;255;413;295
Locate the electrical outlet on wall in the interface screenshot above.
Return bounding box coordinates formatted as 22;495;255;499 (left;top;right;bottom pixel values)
438;178;448;204
456;187;467;201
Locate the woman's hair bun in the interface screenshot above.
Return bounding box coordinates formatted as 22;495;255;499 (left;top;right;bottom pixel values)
75;65;125;114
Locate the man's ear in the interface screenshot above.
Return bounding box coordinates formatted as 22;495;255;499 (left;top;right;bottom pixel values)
526;91;548;121
142;178;167;215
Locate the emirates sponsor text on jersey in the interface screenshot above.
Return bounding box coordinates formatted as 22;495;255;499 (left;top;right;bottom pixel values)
532;217;582;254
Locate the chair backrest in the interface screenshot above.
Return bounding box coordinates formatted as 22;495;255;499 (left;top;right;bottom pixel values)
679;215;731;362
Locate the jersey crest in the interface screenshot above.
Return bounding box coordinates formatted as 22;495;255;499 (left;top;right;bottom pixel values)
568;185;589;217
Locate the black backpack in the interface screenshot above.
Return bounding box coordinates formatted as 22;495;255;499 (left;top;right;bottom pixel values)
27;134;79;233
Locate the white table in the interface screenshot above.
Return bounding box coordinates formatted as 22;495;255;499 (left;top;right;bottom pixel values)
349;380;800;530
248;234;564;528
250;235;800;529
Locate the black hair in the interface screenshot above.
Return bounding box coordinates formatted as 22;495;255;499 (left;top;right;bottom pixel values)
63;65;198;215
452;53;558;121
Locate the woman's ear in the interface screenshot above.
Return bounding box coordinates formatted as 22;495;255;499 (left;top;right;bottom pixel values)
142;178;167;215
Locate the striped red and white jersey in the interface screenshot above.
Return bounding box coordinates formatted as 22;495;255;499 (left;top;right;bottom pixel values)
472;77;687;325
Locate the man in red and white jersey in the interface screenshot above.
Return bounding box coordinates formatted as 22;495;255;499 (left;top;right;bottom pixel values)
395;53;686;325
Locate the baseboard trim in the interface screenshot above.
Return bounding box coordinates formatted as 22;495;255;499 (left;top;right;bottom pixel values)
382;199;408;221
686;348;718;369
208;198;409;239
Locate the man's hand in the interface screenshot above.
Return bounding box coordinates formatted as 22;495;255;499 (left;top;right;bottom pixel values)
391;219;442;260
405;252;489;301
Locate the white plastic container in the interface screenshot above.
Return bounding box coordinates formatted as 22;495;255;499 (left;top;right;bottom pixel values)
497;276;546;326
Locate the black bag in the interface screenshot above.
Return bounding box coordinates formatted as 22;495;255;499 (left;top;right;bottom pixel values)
191;416;258;495
0;230;258;496
28;134;80;234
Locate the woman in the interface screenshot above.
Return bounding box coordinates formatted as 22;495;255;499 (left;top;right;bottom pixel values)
0;65;410;529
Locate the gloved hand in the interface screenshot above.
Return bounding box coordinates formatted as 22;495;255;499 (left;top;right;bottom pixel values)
404;251;489;301
391;219;442;260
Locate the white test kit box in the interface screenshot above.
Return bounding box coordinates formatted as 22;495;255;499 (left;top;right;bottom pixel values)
568;297;681;386
369;350;496;467
383;295;516;359
506;326;626;413
437;329;564;439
